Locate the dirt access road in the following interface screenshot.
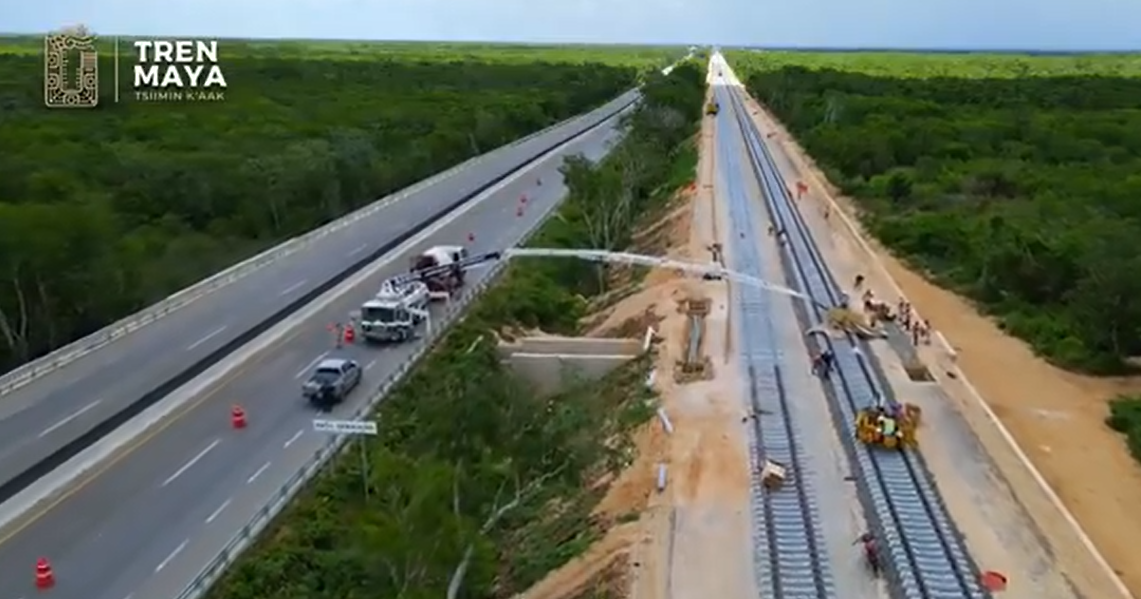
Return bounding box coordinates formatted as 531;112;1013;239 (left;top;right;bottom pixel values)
518;89;762;599
719;58;1132;599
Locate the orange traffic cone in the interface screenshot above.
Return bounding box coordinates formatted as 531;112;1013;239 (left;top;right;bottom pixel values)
35;557;54;589
231;405;247;429
516;206;524;217
343;325;355;344
467;232;475;242
980;570;1008;592
519;193;527;204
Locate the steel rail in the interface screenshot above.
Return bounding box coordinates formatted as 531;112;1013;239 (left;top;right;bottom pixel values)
718;100;835;599
723;84;989;599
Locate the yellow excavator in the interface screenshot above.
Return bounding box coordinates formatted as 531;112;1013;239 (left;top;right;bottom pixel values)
855;401;921;450
705;101;719;116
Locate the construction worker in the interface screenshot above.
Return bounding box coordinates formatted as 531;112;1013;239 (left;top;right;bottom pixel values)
317;385;337;412
878;412;898;439
853;532;880;576
816;348;835;378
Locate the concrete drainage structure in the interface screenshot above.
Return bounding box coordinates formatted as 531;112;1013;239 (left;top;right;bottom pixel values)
497;336;643;395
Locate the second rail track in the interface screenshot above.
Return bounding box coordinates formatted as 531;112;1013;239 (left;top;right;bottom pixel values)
718;99;836;598
721;83;990;599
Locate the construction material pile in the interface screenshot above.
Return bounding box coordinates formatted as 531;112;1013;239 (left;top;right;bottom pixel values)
822;307;887;339
674;296;713;383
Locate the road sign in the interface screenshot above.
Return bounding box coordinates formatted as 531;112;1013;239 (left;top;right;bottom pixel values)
312;419;377;435
312;418;378;501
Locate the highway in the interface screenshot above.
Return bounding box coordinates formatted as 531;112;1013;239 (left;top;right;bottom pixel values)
0;91;637;505
0;97;632;599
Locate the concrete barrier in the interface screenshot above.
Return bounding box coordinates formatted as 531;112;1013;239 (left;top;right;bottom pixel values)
498;337;641;395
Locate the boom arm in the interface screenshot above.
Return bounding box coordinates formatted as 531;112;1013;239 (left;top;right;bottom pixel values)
386;251;504;288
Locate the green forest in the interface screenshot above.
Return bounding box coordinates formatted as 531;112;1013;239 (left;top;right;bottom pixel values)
0;38;677;372
725;50;1141;469
207;62;706;599
726;50;1141;375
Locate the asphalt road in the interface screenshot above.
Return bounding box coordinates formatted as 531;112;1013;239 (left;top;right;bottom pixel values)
0;91;638;497
0;102;628;599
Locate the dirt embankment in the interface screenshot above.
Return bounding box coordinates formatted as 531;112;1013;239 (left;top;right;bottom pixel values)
516;96;757;599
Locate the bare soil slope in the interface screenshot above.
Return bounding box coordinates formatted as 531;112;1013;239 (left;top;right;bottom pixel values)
515;97;758;599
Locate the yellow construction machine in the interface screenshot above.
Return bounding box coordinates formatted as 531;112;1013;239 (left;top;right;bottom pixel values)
855;402;921;450
705;101;720;116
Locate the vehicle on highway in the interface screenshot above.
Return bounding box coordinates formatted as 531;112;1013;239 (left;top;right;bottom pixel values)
357;280;430;343
412;245;468;300
302;358;362;410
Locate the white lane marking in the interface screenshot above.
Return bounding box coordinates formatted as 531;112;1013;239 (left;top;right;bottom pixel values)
284;428;304;448
123;594;134;599
162;438;220;487
365;359;377;371
155;539;188;572
294;351;329;379
247;461;271;484
206;498;231;524
278;279;308;296
185;325;227;351
347;243;367;256
38;399;102;438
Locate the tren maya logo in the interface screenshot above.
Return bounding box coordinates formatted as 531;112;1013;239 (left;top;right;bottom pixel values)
44;24;228;108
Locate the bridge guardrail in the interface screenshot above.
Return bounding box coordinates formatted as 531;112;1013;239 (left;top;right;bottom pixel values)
0;103;605;399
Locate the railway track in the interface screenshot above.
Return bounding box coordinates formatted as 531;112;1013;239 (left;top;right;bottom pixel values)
721;84;991;599
717;100;835;599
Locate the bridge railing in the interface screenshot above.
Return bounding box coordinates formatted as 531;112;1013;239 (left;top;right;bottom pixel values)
0;100;617;399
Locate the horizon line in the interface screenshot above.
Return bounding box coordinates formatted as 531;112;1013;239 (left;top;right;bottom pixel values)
3;32;1139;54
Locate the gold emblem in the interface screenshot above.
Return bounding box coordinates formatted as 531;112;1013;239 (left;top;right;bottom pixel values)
44;26;99;108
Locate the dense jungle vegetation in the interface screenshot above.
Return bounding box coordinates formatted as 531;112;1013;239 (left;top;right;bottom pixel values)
0;38;679;373
207;61;706;599
726;50;1141;374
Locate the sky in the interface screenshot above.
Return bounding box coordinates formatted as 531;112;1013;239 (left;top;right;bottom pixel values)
5;0;1141;51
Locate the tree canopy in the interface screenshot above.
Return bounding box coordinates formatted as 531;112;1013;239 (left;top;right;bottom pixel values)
205;61;707;599
726;50;1141;373
0;38;680;372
